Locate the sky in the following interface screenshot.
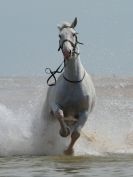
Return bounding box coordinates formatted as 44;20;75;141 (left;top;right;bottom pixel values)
0;0;133;76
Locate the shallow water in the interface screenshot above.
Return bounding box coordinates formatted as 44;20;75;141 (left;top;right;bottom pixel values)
0;155;133;177
0;76;133;176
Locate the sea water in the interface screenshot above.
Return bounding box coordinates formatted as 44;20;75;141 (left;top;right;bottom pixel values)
0;76;133;176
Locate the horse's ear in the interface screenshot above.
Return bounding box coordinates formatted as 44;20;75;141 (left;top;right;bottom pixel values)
71;17;78;28
57;25;61;31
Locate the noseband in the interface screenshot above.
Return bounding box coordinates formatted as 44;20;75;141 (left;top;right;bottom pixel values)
58;39;76;52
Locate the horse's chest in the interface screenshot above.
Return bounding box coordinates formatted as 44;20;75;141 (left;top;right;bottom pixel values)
58;88;89;114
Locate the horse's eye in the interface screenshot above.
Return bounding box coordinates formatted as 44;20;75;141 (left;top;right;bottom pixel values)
59;34;61;38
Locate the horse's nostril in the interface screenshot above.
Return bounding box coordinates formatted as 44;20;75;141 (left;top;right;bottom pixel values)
63;49;71;59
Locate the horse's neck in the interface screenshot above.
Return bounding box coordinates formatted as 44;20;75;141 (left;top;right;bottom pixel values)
63;55;84;81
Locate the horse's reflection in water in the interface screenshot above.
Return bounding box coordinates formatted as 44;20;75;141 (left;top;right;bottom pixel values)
46;18;96;155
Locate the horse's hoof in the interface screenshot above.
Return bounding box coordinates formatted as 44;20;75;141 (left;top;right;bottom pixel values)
59;127;70;137
64;148;74;155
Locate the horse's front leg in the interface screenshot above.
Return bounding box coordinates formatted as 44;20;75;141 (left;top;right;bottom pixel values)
51;103;70;137
64;111;88;155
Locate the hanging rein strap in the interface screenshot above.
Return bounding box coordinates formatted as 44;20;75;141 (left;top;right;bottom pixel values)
45;60;65;86
63;71;85;83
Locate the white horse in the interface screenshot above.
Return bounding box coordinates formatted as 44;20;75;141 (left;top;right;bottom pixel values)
46;17;96;155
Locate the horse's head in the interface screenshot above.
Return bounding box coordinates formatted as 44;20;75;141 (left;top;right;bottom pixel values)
58;17;79;60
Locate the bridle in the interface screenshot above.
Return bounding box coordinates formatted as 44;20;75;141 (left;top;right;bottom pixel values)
58;27;83;56
45;27;84;86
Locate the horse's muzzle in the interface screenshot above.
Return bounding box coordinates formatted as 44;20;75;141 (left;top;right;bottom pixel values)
62;50;71;59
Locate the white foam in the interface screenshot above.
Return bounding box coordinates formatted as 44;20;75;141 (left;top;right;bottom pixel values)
0;77;132;156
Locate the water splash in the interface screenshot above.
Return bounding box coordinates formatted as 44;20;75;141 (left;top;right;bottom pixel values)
0;77;132;156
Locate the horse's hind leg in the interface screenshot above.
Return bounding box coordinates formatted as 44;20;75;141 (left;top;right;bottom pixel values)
51;104;70;137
